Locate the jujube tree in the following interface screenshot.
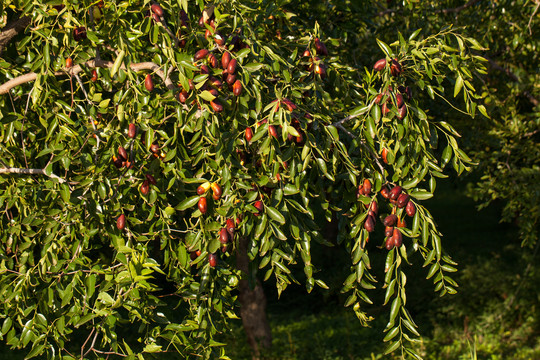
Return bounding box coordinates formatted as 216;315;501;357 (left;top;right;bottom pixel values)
0;0;487;359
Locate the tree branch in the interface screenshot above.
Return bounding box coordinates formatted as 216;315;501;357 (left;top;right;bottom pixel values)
434;0;482;14
332;112;364;127
528;1;539;35
73;72;101;156
0;167;66;183
377;0;481;17
0;16;31;54
376;9;397;17
483;55;539;106
80;328;95;360
335;123;386;176
0;59;175;95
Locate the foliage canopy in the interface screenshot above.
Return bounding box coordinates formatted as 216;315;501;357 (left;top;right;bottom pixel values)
3;0;534;359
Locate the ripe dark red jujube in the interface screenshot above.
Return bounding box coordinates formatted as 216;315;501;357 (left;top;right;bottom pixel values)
198;197;207;214
383;214;398;227
389;186;402;201
406;200;416;217
373;58;386;71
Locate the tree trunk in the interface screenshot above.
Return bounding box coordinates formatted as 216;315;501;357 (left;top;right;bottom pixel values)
236;236;272;359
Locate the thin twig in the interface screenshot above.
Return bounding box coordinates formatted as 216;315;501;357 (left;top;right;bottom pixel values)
92;349;127;357
83;330;99;358
80;328;96;360
523;129;539;138
528;1;539;35
0;167;66;183
22;88;32;167
73;72;101;155
332;113;364;127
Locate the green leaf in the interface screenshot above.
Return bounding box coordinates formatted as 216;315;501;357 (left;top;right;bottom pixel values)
255;214;268;238
350;106;369;117
409;28;422;41
110;50;125;78
402;177;420;190
454;75;463;98
402;318;420;337
60;184;70;203
24;342;45;359
383;326;400;342
1;318;12;335
267;206;286;225
384;279;396;305
389;296;401;324
376;39;393;57
143;344;162;353
283;184;299;195
243;62;264;72
199;90;216;102
384;340;401;355
409;189;433;200
316;158;333;180
175;195;200;211
365;116;376;139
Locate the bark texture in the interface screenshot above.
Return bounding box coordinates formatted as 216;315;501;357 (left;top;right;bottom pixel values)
0;16;31;54
236;236;272;359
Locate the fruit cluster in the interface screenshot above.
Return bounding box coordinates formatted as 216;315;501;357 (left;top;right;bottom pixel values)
192;182;234;267
304;37;329;78
373;57;402;76
374;85;411;120
359;179;417;250
373;58;412;120
112;120;167;232
113;145;131;169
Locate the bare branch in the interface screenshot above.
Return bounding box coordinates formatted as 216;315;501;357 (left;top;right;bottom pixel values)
523;129;539;138
528;1;540;35
332;112;364;127
80;328;96;360
83;330;99;358
434;0;481;14
0;16;31;53
0;167;66;183
483;55;539;106
0;59;175;95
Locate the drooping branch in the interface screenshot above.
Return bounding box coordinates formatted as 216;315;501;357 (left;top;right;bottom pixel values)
0;167;65;183
0;59;175;95
0;16;31;54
